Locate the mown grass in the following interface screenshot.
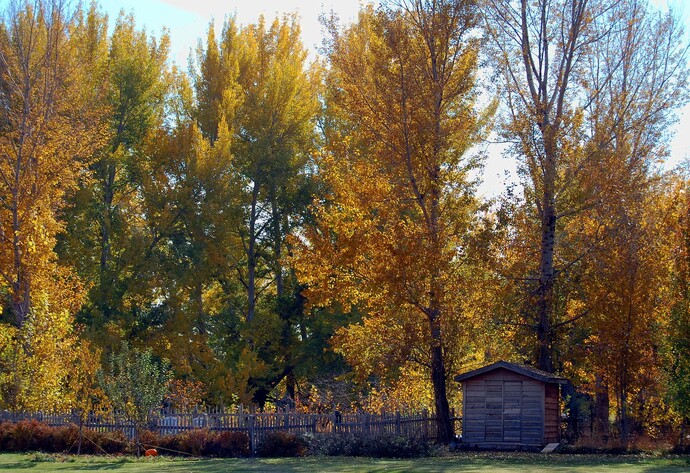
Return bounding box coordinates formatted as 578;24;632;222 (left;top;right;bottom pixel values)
0;452;689;472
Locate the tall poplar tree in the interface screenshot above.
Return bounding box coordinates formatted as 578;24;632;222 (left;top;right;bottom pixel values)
0;0;107;408
60;10;170;336
193;14;321;405
486;0;688;374
0;0;105;326
667;175;690;447
295;0;488;442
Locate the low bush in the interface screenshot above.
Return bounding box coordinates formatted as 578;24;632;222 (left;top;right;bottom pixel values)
157;432;182;454
366;433;437;458
65;426;128;454
13;420;54;451
95;429;128;454
303;432;437;458
156;429;249;457
49;425;79;453
0;420;68;453
0;420;128;454
257;431;307;457
132;430;161;455
137;429;161;452
210;431;250;457
0;422;13;450
176;428;212;456
303;432;366;456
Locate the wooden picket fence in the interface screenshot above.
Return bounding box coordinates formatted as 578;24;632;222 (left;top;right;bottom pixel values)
0;407;461;453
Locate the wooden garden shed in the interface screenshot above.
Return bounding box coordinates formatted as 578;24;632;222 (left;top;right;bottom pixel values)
454;361;567;449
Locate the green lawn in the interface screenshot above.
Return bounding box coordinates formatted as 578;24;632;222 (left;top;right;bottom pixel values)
0;452;688;472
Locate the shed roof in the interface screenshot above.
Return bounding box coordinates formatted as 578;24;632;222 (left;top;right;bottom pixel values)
454;360;568;384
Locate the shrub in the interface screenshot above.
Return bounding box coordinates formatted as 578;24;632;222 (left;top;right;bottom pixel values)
365;433;437;458
303;432;437;458
0;421;14;451
100;429;127;454
73;428;127;454
210;431;250;457
158;433;182;455
154;429;249;457
303;432;366;456
0;420;134;454
11;420;51;451
49;425;78;452
0;421;91;453
177;428;214;456
257;431;307;457
138;430;161;451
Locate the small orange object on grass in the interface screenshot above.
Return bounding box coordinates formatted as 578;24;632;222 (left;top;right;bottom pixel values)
144;448;158;457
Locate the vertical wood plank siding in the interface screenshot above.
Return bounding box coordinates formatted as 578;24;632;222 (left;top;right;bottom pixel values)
544;382;561;443
460;368;560;449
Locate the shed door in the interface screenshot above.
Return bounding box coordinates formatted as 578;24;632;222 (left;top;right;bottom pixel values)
485;380;503;441
483;379;544;445
502;381;522;442
483;380;522;443
521;380;545;445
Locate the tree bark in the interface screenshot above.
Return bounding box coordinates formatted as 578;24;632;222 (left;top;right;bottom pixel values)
99;163;116;320
193;278;206;335
537;153;557;373
594;374;610;441
247;180;259;322
429;314;453;443
428;175;452;442
270;187;283;299
680;417;688;450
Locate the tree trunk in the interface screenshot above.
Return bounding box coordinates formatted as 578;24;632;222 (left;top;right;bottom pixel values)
193;279;206;335
594;374;610;441
619;375;629;447
537;197;556;373
247;180;260;322
429;314;453;443
11;190;29;327
9;62;32;329
425;139;453;443
619;300;635;448
537;140;557;373
286;370;296;400
135;425;141;457
270;188;283;299
99;163;116;320
680;417;688;450
77;418;83;455
619;392;629;446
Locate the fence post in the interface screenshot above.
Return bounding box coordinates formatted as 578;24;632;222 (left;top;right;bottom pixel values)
396;412;401;435
423;409;428;440
248;414;255;457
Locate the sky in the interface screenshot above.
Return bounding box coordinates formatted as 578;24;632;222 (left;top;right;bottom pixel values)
1;0;688;195
97;0;371;65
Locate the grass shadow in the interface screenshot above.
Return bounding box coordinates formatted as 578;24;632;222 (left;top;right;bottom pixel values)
2;453;690;472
